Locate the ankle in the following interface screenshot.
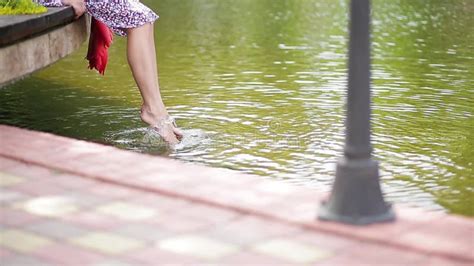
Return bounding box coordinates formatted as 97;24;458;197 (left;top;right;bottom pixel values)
141;103;167;114
140;105;169;126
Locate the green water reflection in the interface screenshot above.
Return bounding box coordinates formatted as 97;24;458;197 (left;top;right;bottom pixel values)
0;0;472;215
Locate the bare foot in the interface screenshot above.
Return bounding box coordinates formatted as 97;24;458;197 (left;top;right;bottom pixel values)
140;106;183;144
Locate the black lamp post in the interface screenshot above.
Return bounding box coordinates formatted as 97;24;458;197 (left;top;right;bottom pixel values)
317;0;395;225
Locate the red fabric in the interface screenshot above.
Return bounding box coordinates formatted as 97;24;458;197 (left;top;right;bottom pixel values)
86;18;114;75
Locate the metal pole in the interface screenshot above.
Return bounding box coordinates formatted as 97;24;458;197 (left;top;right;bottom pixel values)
318;0;395;225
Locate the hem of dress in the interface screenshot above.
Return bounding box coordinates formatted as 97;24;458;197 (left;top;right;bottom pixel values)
90;12;159;37
115;15;159;37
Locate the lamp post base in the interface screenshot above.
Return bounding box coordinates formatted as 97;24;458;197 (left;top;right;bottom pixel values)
318;157;396;225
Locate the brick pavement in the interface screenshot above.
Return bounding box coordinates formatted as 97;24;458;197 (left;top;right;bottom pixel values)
0;125;473;265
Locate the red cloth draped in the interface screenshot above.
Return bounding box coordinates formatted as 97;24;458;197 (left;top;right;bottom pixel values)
86;18;114;75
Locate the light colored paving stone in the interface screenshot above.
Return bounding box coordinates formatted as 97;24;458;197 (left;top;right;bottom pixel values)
25;220;88;240
0;254;50;266
208;216;299;246
0;189;28;203
62;211;124;230
113;224;172;242
0;229;53;253
32;243;104;264
158;235;239;260
252;238;332;264
255;181;298;195
96;202;157;221
0;172;24;187
91;260;134;266
70;232;145;255
0;247;13;258
16;195;79;217
0;207;41;227
68;192;111;208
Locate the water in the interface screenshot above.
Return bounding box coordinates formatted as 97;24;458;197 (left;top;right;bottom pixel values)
1;0;473;216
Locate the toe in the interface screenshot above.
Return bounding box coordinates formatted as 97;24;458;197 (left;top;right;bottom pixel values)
173;127;184;140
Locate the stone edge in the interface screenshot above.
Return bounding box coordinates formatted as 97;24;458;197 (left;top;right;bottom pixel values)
0;7;76;47
0;14;89;87
0;124;472;263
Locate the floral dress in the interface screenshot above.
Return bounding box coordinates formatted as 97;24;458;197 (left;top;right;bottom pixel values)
35;0;159;36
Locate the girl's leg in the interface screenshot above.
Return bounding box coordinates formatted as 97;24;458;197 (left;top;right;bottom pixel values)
126;23;182;144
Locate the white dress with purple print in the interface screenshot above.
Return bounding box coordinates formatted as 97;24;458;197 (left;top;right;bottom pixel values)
35;0;158;36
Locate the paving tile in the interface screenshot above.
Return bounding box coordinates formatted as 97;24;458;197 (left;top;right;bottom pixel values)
46;173;98;190
426;215;474;246
425;257;473;266
25;220;89;240
179;184;278;209
136;162;192;182
219;251;294;265
76;152;153;180
291;230;360;251
0;157;21;170
61;211;123;230
90;259;136;266
317;242;427;266
150;212;212;233
70;232;145;255
229;190;280;208
252;238;332;264
98;160;163;181
3;164;55;180
96;202;157;221
396;205;446;224
0;207;41;227
22;141;104;167
207;216;299;246
113;224;173;242
32;243;105;265
125;246;199;264
68;191;111;208
254;180;300;195
16;195;80;217
416;215;474;261
130;194;192;213
0;254;50;266
173;204;240;225
11;179;68;196
264;200;320;221
395;230;473;260
0;189;29;203
54;159;116;178
0;172;25;187
158;235;239;260
58;140;115;158
129;176;191;195
0;229;53;253
89;185;140;200
0;247;14;258
313;215;416;243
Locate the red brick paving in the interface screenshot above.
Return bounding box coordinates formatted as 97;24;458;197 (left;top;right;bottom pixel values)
1;125;473;265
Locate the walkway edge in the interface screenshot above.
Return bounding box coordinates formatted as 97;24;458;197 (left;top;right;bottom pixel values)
1;125;472;263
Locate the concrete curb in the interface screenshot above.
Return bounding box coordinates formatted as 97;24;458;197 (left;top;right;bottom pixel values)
1;124;473;263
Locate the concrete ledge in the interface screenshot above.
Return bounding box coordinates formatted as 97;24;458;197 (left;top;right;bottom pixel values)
0;7;75;47
0;125;473;264
0;10;88;87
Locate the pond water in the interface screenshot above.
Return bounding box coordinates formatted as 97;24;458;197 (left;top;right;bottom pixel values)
1;0;473;216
